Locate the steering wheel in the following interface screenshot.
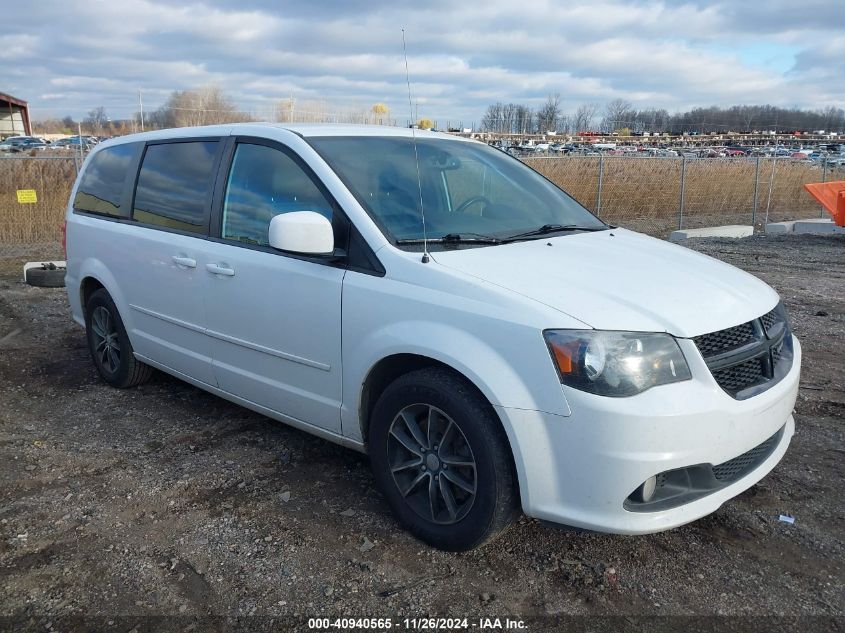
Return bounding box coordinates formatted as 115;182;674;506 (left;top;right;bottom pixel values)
454;195;492;215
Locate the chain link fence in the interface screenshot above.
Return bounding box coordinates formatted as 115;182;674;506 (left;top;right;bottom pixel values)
0;156;77;275
524;154;839;236
0;152;840;276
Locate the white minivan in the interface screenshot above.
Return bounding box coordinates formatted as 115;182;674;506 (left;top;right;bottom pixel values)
65;124;800;551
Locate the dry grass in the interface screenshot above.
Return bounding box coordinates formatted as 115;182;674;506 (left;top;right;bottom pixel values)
0;157;77;243
0;155;836;253
525;156;833;234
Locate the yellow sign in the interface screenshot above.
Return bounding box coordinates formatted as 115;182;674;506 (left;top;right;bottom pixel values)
17;189;38;204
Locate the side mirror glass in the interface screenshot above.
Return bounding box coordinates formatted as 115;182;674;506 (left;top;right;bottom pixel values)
268;211;334;256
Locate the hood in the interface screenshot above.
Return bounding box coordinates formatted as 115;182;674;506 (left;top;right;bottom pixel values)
430;229;779;338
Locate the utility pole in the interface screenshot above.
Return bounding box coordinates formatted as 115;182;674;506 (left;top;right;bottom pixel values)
139;90;145;132
78;122;84;167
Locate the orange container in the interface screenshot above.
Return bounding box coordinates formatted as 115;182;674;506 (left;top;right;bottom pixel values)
804;181;845;227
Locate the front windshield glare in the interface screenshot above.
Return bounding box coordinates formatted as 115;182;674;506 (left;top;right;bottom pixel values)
309;136;606;245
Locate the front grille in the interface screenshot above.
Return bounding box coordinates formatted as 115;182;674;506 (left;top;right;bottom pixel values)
693;302;793;399
772;340;783;365
693;322;755;357
712;429;782;481
761;308;778;333
711;356;766;393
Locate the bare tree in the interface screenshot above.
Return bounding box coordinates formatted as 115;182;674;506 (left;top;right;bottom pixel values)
483;102;533;134
162;86;251;127
514;105;533;134
481;103;504;133
573;103;599;133
602;99;633;132
557;113;572;135
536;93;561;133
84;107;109;135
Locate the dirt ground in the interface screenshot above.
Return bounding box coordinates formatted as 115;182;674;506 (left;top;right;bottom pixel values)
0;234;843;632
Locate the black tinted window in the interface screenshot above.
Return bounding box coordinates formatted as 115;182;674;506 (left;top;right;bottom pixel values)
73;143;136;216
222;143;332;246
133;141;218;233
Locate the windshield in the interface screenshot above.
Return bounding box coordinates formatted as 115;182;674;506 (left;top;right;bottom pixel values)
308;136;606;247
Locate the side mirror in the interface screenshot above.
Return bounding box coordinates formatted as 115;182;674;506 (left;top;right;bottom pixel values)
268;211;334;256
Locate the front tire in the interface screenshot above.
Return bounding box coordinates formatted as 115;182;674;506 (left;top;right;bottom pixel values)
369;368;518;551
85;288;152;388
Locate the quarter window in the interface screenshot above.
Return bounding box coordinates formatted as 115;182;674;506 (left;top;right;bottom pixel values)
73;143;137;216
222;143;333;246
133;141;218;234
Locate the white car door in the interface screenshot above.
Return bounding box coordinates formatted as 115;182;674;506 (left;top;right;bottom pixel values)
203;139;345;433
123;139;222;386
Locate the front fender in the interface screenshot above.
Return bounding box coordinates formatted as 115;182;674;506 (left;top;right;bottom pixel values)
340;318;571;444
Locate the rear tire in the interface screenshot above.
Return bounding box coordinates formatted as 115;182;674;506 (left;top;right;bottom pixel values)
85;288;153;388
369;367;518;551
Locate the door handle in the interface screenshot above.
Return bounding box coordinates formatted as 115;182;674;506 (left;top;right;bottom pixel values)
172;255;197;268
206;263;235;277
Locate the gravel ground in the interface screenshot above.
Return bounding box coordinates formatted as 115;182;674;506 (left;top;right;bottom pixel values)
0;234;843;632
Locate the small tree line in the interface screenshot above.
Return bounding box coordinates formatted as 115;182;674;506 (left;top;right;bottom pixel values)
32;87;845;137
33;87;410;136
482;97;845;135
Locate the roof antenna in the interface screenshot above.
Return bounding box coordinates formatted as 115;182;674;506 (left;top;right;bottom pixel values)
402;28;430;263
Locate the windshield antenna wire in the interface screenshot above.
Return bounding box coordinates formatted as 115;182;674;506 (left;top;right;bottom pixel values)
402;29;429;263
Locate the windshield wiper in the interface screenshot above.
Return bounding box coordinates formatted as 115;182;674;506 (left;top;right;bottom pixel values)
501;224;607;242
396;232;503;245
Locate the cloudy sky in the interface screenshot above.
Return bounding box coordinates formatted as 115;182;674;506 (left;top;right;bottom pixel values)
3;0;843;126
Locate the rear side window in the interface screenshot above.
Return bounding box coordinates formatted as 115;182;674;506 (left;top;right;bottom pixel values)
73;144;136;216
221;143;333;246
133;141;218;234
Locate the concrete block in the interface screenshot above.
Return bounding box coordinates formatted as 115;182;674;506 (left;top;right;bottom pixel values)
669;225;754;241
793;218;845;235
765;221;796;234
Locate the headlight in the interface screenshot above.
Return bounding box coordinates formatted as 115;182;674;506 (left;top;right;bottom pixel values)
544;330;691;397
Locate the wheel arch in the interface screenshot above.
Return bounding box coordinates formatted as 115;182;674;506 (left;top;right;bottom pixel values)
359;352;524;517
76;259;134;336
360;353;457;443
79;276;105;319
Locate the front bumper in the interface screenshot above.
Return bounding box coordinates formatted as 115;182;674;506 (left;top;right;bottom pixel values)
497;335;801;534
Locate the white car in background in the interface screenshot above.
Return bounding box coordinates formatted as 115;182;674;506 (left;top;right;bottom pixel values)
64;124;800;550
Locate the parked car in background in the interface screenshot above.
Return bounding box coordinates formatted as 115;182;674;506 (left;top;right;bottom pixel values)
49;137;92;152
0;136;48;152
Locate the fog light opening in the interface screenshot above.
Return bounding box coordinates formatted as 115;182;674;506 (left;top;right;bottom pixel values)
635;476;657;503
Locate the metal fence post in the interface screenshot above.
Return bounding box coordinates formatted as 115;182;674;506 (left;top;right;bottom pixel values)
596;154;604;217
752;156;760;226
764;156;778;226
821;158;828;217
678;156;686;230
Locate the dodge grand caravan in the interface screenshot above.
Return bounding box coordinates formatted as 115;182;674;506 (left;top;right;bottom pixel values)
65;124;800;551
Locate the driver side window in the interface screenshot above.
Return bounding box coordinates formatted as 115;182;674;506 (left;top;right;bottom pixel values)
222;143;333;246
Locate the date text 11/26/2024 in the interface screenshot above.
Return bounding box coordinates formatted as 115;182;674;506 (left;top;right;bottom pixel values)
307;617;527;630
